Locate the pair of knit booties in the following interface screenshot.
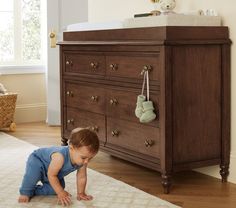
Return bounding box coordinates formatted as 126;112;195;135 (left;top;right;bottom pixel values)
135;95;156;123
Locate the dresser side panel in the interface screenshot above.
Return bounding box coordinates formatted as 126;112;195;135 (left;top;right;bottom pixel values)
172;45;222;164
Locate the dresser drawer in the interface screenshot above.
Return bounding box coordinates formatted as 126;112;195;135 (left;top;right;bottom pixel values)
63;52;105;76
106;88;159;127
64;82;105;114
106;54;160;81
106;118;160;158
64;107;106;144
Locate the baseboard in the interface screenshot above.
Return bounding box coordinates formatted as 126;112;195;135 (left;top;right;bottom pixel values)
195;152;236;184
14;103;47;123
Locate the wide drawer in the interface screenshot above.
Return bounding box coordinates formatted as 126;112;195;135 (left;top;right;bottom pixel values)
106;88;159;127
64;82;106;114
64;107;106;144
63;52;105;76
106;53;160;81
106;118;160;158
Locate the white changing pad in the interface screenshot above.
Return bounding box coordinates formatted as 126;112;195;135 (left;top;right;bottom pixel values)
66;15;221;32
67;21;123;31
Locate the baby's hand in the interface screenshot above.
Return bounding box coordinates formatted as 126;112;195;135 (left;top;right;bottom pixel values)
57;190;72;206
77;192;93;201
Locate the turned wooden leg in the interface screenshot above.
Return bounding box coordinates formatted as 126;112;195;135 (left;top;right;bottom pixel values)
220;164;229;182
161;173;172;194
61;137;68;146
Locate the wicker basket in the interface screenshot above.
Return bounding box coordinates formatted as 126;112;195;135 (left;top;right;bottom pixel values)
0;93;17;131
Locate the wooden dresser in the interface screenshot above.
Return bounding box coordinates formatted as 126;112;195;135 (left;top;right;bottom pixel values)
58;26;231;193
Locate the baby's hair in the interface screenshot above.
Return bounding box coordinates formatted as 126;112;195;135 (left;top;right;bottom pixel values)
69;128;99;153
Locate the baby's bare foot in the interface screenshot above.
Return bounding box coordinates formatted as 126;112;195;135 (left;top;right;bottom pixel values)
18;195;30;203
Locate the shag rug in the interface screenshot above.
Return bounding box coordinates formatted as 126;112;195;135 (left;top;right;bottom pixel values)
0;132;180;208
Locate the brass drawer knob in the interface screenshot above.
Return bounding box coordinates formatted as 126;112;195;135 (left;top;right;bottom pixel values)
141;65;152;75
67;119;74;124
144;139;154;147
91;95;98;102
111;130;119;137
90;126;99;132
90;62;98;70
109;64;118;70
66;60;73;66
110;98;118;105
66;91;74;97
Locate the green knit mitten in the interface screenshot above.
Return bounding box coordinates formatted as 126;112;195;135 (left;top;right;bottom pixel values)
135;95;146;118
139;101;156;123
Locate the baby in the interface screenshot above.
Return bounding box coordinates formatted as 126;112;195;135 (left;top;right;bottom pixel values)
18;127;99;206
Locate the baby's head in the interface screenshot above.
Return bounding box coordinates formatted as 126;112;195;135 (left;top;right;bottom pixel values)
68;128;99;165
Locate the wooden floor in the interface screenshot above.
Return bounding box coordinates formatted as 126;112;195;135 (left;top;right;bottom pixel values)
5;122;236;208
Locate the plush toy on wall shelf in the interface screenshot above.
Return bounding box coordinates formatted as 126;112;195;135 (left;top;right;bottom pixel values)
159;0;176;15
150;0;176;16
135;0;176;17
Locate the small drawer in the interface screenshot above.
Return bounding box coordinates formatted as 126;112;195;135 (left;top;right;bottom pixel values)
64;107;106;144
106;54;160;81
106;118;160;158
64;52;105;76
64;82;105;114
106;88;159;127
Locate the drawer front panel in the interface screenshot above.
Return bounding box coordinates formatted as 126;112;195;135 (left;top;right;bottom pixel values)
64;53;105;75
65;82;105;114
106;118;160;158
106;89;159;127
106;54;160;81
64;107;106;144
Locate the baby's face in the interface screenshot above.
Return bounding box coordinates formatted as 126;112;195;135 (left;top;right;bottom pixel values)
71;146;96;166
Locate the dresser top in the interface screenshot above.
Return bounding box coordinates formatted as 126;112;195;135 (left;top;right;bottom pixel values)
61;26;230;44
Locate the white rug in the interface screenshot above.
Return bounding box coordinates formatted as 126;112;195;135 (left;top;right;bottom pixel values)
0;132;180;208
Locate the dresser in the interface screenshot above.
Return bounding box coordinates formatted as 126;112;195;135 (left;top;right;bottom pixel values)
58;26;231;193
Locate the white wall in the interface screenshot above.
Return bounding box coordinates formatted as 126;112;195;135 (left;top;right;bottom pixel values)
88;0;236;183
88;0;152;22
0;73;47;123
60;0;88;30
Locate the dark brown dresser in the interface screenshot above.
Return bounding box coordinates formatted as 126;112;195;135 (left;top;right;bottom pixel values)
58;26;231;193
